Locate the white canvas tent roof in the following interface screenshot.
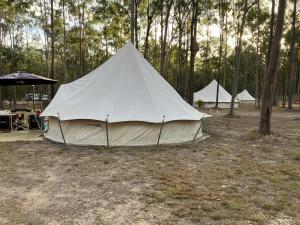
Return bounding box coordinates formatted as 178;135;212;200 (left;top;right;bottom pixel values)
236;89;255;101
41;42;204;123
193;79;237;104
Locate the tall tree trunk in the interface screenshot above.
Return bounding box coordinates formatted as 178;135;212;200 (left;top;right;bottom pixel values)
177;1;184;96
205;21;210;84
159;0;173;77
78;0;83;77
144;0;156;58
188;0;199;105
159;1;164;75
287;0;297;109
134;0;139;49
282;73;286;107
266;0;275;67
216;0;224;109
62;0;67;83
50;0;55;99
259;0;286;135
130;0;135;44
223;5;228;88
255;0;261;109
229;0;249;116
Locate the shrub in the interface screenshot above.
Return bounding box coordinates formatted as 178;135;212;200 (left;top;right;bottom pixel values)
197;99;205;107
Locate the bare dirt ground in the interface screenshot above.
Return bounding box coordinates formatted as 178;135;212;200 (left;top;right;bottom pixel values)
0;105;299;225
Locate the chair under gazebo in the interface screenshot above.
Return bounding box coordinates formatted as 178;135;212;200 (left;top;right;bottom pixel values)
0;71;57;131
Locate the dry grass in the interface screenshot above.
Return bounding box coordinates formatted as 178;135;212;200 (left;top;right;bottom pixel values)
0;105;299;225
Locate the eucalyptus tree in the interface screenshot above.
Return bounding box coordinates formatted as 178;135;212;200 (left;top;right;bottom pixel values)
229;0;257;116
259;0;287;135
287;0;297;109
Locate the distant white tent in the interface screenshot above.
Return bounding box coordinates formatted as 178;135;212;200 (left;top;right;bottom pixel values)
236;89;255;103
193;79;239;108
41;42;207;146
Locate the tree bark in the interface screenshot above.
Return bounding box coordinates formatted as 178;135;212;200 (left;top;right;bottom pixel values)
255;0;261;109
177;0;184;96
134;0;139;49
62;0;67;83
223;4;228;88
50;0;55;99
130;0;135;44
144;0;157;58
188;0;199;105
282;73;286;107
229;0;249;116
259;0;286;135
160;0;173;77
216;0;224;109
266;0;275;67
287;0;297;109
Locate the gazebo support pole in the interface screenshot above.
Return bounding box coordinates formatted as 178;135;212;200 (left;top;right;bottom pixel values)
32;85;35;112
193;118;204;141
57;113;67;146
34;113;44;140
156;115;165;147
105;115;109;148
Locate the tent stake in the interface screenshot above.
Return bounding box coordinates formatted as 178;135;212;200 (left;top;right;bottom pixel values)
193;118;204;141
105;115;109;148
33;113;44;140
57;113;67;146
156;115;165;147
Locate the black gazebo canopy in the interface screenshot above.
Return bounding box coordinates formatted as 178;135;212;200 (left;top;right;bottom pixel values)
0;71;57;86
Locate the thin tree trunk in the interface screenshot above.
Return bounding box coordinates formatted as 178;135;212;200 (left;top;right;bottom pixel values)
259;0;286;135
188;0;199;105
282;73;286;107
255;0;261;109
144;0;156;58
160;0;173;77
177;1;184;96
287;0;297;109
229;0;248;116
134;0;139;49
223;5;228;88
50;0;55;99
205;22;210;84
130;0;135;44
216;0;224;109
62;0;67;83
266;0;275;67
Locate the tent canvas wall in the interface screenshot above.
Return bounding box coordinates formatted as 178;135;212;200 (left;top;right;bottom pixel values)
193;80;239;108
41;42;206;146
236;89;255;103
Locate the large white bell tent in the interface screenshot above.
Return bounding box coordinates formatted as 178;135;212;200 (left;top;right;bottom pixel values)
193;79;239;108
41;42;206;146
236;89;255;103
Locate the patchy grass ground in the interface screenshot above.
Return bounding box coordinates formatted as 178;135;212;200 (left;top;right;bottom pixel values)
0;105;299;225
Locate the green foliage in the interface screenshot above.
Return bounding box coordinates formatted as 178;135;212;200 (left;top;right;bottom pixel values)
0;0;298;102
197;99;205;107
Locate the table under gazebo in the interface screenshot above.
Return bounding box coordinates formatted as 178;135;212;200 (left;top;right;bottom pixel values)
0;71;57;131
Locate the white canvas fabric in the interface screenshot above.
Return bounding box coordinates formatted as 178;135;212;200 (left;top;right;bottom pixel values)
45;118;203;146
42;42;204;123
41;42;206;146
193;79;238;108
236;89;255;103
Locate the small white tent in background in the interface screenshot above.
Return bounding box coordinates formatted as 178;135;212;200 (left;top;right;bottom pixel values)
236;89;255;103
193;79;239;108
41;42;207;146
